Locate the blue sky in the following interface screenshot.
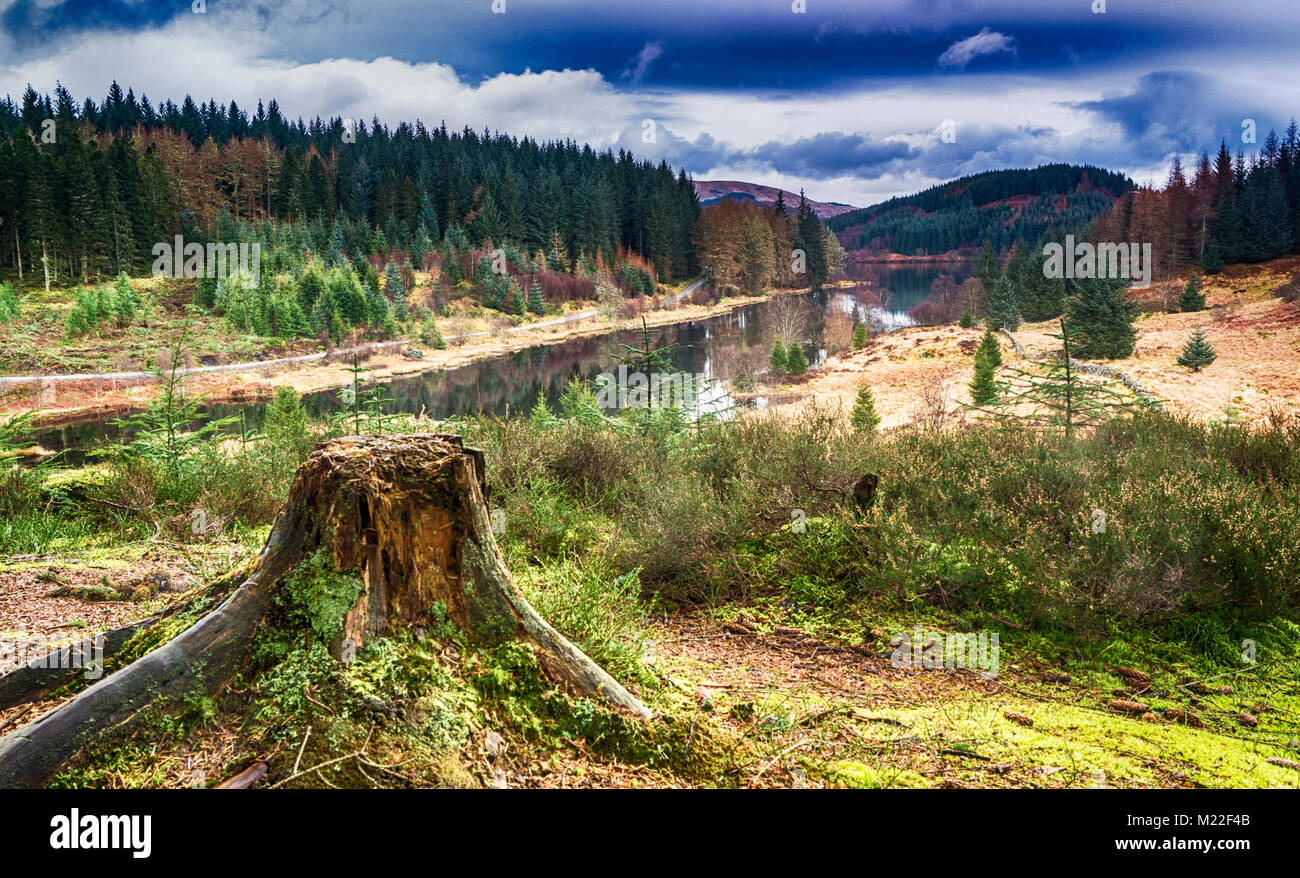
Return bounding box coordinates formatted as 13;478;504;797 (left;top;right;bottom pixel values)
2;0;1299;206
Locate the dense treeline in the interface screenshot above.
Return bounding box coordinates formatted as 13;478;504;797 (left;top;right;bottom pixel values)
1099;127;1300;277
692;190;844;292
0;82;701;287
828;164;1134;254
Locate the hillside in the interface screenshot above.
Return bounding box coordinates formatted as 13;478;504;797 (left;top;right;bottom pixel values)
827;163;1134;256
0;83;701;286
693;179;857;219
767;257;1300;429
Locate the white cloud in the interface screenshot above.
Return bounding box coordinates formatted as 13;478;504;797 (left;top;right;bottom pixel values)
622;41;664;85
938;28;1017;69
0;17;633;147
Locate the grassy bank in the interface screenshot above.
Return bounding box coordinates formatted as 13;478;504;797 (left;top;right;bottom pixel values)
1;375;1297;787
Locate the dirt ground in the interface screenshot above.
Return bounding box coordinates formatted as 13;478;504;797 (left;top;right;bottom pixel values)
768;259;1300;428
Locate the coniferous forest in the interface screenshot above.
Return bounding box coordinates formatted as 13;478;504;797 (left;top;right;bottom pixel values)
1100;133;1300;276
0;83;701;287
828;164;1135;254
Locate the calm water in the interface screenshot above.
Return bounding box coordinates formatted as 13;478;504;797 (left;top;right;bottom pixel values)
29;263;968;457
844;261;971;330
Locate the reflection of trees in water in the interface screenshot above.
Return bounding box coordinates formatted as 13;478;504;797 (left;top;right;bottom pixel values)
767;295;811;347
710;342;769;391
844;263;972;320
37;291;856;455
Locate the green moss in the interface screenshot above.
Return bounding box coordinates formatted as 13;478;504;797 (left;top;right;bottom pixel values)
252;641;338;734
276;547;364;643
467;640;739;784
822;759;929;789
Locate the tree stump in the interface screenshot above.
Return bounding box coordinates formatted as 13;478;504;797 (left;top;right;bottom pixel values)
0;433;647;788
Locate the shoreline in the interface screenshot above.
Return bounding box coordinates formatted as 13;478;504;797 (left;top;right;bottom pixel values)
6;283;820;434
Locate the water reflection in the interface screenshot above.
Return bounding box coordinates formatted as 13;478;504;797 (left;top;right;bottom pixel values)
28;263;969;457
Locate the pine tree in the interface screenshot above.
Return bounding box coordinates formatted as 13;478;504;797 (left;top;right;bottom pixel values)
1065;277;1137;359
975;326;1003;368
769;341;787;375
506;280;525;316
1179;273;1206;312
986;274;1021;331
850;384;881;433
1176;328;1216;371
979;320;1151;435
527;277;545;314
786;342;809;375
852;321;868;349
969;346;999;406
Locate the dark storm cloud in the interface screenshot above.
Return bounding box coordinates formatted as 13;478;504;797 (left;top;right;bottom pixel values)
749;133;918;178
1075;71;1296;157
0;0;1216;89
625;126;917;182
1;0;186;40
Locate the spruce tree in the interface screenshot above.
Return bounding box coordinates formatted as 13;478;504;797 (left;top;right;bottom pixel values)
769;341;787;375
1176;328;1216;371
979;320;1151;435
0;282;18;323
786;342;809;375
969;351;999;406
852;321;868;349
383;260;405;302
850;384;881;434
113;272;138;326
975;326;1003;368
975;239;999;291
1014;239;1066;322
527;277;545;314
506;280;525;316
1065;277;1137;359
1201;234;1225;274
986;274;1021;332
968;327;1002;407
795;190;828;288
420;313;447;350
1178;273;1206;312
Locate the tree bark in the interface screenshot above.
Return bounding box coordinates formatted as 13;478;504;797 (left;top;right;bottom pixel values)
0;433;648;788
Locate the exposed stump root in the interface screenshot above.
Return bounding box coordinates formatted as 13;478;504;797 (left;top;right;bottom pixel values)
0;433;648;788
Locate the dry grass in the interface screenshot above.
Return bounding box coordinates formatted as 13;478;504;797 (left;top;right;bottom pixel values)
769;258;1300;428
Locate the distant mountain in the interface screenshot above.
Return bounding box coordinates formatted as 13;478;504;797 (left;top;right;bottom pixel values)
826;163;1135;256
693;180;857;219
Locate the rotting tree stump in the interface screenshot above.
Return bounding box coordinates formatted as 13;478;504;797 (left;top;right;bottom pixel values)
0;433;648;788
